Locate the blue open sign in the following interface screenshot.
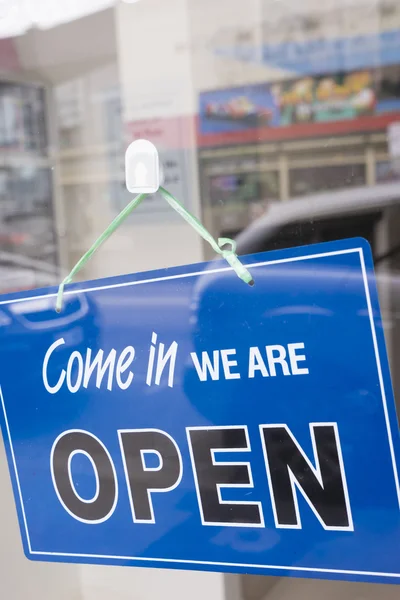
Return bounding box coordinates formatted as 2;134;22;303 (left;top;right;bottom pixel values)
0;238;399;584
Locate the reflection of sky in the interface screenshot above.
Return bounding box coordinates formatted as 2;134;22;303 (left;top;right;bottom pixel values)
0;0;115;38
215;30;400;76
199;84;280;134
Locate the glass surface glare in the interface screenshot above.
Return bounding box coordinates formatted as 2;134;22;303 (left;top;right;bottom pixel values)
0;0;399;599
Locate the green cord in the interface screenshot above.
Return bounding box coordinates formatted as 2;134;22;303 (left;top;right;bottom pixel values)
55;193;146;312
55;187;254;313
158;187;254;285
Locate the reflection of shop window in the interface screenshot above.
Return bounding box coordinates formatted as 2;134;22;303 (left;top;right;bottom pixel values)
210;172;279;206
289;164;366;198
376;161;400;183
376;65;400;114
0;82;47;154
0;166;58;265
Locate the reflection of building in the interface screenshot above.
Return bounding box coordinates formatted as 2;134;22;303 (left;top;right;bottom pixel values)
191;0;400;253
0;79;59;292
199;130;392;246
196;61;400;253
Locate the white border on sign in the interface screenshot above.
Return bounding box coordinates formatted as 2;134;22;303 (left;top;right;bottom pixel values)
1;246;400;578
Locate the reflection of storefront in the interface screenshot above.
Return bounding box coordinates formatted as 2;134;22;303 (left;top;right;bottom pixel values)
0;80;58;292
199;130;390;245
198;65;400;246
197;66;400;141
201;148;280;238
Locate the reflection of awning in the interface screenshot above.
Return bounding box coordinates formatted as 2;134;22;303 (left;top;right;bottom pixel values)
6;7;117;83
0;0;115;37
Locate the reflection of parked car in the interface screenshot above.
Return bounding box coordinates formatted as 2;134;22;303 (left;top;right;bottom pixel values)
234;181;400;256
0;257;100;382
0;251;58;294
188;182;400;416
234;181;400;407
